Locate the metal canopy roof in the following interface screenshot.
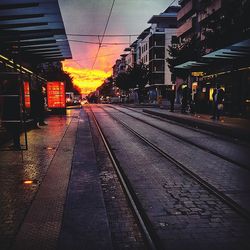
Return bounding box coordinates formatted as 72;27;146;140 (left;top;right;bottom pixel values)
174;39;250;70
175;61;209;69
0;0;72;62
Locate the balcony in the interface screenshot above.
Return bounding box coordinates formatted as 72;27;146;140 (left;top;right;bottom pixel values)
177;0;193;21
177;18;192;37
198;0;222;23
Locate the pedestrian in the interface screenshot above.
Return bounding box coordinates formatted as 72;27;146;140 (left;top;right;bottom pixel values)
169;90;175;112
181;85;188;113
38;84;47;126
211;84;225;120
30;84;47;128
1;78;22;150
190;91;197;114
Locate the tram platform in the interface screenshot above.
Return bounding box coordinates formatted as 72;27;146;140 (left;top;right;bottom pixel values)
0;108;113;250
1;105;249;250
141;107;250;142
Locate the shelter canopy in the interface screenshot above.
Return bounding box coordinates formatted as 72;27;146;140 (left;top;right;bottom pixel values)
174;39;250;70
0;0;72;62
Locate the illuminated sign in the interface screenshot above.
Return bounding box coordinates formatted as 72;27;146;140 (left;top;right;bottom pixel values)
191;72;204;76
23;81;31;108
47;82;65;108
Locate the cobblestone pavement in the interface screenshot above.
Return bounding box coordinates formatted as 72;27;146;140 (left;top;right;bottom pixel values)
1;104;250;250
0;110;79;250
0;107;148;250
87;108;148;250
92;105;250;250
58;109;113;250
105;106;250;213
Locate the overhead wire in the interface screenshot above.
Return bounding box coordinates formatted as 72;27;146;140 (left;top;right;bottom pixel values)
67;53;117;68
68;0;179;68
68;39;129;45
67;34;139;37
92;0;116;69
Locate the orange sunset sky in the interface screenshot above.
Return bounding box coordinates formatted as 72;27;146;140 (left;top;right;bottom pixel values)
62;41;126;95
58;0;173;95
63;61;112;95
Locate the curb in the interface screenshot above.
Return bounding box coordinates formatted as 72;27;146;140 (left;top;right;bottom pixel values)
143;109;250;142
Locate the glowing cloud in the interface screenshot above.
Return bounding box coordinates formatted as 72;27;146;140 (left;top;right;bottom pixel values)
63;62;112;95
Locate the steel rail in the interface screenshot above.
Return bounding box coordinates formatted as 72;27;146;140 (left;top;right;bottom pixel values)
99;105;250;221
121;105;249;146
107;105;250;170
88;106;158;250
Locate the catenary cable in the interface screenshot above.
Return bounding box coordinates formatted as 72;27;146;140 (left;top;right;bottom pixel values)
92;0;116;69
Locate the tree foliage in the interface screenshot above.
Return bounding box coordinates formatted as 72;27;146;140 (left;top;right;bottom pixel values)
167;35;200;81
98;76;114;96
115;63;149;91
127;63;149;89
115;72;131;91
39;62;80;94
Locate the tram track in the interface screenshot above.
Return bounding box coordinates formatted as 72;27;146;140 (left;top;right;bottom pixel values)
88;106;159;250
107;105;250;170
120;105;250;147
96;105;250;222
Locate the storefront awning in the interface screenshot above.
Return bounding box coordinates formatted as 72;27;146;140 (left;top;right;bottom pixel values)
174;61;209;69
0;0;72;62
174;39;250;70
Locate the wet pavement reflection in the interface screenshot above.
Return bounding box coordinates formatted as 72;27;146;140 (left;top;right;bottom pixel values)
0;110;79;250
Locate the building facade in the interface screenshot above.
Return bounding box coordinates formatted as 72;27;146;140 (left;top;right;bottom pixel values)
174;0;250;116
148;6;180;86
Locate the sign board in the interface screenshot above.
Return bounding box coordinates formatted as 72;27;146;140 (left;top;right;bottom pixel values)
23;81;31;108
47;81;65;108
191;72;204;76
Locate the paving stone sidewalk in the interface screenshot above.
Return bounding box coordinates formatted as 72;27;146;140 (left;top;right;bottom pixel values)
0;108;112;250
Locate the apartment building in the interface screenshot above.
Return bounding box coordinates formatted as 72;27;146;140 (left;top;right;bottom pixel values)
135;27;151;66
175;0;250;116
148;6;180;86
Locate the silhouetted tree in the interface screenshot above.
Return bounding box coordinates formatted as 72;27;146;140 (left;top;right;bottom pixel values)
115;72;131;91
127;63;149;89
115;63;149;91
167;35;200;81
98;76;114;96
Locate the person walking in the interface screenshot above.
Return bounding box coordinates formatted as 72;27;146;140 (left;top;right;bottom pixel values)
181;86;188;113
30;85;47;128
169;89;175;112
211;85;225;120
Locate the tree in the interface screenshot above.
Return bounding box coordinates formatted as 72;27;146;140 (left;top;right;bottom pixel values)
98;76;114;96
37;61;80;95
115;72;131;91
127;63;149;89
115;63;149;91
167;35;200;81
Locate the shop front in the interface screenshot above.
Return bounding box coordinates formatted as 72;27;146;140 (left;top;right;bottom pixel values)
198;67;250;117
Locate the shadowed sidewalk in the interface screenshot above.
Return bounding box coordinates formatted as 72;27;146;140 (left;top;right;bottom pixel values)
0;108;112;250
